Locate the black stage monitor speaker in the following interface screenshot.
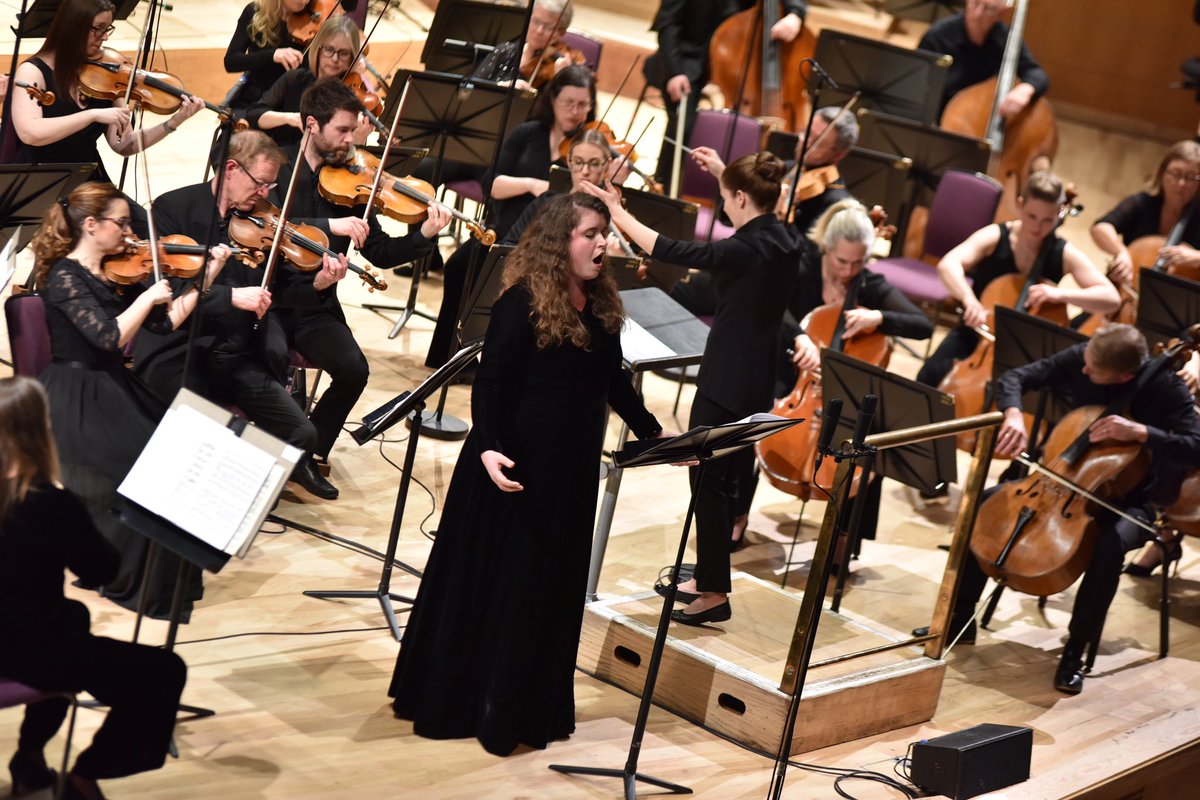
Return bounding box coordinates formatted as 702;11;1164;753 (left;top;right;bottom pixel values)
910;723;1032;799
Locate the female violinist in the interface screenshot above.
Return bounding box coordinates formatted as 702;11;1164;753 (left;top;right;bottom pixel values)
584;150;800;626
425;65;596;370
30;181;230;619
930;324;1200;695
223;0;308;111
10;0;203;231
1090;140;1200;288
916;171;1119;391
245;15;369;151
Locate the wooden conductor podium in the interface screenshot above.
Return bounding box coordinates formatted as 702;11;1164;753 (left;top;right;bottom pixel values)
578;376;1005;762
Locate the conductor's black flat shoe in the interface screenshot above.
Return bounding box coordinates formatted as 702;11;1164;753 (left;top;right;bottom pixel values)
293;459;339;500
9;750;55;796
671;601;732;626
654;581;699;605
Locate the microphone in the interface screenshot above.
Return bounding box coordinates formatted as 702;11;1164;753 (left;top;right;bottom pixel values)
850;394;878;452
817;397;843;455
803;58;839;91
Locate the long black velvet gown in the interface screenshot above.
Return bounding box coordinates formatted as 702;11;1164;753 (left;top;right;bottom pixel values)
38;258;201;619
389;284;661;756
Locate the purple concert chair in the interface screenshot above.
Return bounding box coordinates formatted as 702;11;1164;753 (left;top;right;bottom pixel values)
0;677;78;800
681;109;762;242
4;293;52;377
560;30;602;72
867;169;1002;355
442;179;485;244
288;349;323;416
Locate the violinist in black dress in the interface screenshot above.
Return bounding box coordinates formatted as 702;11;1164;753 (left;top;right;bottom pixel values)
586;150;799;625
223;0;306;111
0;376;188;800
30;181;229;618
932;325;1200;695
389;193;663;756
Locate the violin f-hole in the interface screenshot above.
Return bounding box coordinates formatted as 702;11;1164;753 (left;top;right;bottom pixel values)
993;506;1036;570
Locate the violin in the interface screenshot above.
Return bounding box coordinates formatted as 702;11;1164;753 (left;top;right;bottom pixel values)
317;146;496;245
227;199;388;291
940;188;1081;454
79;47;231;119
971;327;1200;597
101;234;227;285
11;78;54;106
560;121;665;195
288;0;343;48
343;69;383;117
755;208;896;500
523;39;586;89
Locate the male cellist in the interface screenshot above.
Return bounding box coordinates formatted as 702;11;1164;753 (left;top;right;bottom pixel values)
918;0;1049;119
920;324;1200;695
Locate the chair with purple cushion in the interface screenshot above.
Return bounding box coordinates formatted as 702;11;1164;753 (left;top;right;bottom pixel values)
560;30;602;72
4;292;52;377
0;677;78;799
681;110;762;242
287;349;323;416
866;169;1002;354
442;180;485;243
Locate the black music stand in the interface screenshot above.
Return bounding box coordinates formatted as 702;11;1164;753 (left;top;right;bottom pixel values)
0;163;95;255
811;30;951;126
305;342;484;640
837;146;913;252
550;415;804;800
883;0;964;25
362;71;533;338
855;108;990;245
1136;268;1200;348
819;350;957;610
420;0;528;75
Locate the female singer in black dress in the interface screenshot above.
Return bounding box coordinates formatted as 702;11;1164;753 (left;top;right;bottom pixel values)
223;0;307;111
585;150;800;626
390;193;664;757
30;182;229;619
0;376;187;800
9;0;203;188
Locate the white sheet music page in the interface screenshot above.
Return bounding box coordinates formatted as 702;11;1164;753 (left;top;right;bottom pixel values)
119;405;277;553
621;317;674;364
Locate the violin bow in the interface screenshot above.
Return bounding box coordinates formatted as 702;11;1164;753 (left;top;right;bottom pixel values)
609;118;655;191
359;76;412;224
1013;455;1161;536
261;124;314;292
783;90;859;224
134;125;163;285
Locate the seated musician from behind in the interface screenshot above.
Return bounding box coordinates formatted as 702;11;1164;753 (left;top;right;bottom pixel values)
918;0;1049;120
1090;140;1200;288
916;171;1119;390
926;324;1200;695
267;78;451;498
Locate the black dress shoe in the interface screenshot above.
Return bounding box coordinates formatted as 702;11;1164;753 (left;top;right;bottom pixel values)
912;619;976;645
1054;656;1085;695
9;750;55;796
292;458;339;500
671;600;732;626
654;581;699;605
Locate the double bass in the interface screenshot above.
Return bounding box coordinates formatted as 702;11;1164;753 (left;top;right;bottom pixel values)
970;328;1200;597
708;2;816;134
940;0;1057;223
940;188;1081;454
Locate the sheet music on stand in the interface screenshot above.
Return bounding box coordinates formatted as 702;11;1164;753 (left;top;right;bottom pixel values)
118;389;302;569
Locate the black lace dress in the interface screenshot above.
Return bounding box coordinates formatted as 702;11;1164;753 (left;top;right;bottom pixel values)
39;258;201;619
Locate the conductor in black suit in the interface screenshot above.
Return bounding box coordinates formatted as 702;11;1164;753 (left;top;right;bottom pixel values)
644;0;808;186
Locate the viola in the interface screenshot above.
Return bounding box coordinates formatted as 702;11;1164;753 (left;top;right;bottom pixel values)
80;47;231;119
523;39;586;89
228;199;388;292
317;147;496;245
940;190;1081;454
288;0;343;48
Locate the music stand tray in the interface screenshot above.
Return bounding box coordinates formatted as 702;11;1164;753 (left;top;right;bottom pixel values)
1136;268;1200;348
812;30;951;126
357;145;429;178
0;163;95;254
420;0;528;75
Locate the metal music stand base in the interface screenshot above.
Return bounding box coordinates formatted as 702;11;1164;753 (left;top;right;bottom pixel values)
363;261;438;339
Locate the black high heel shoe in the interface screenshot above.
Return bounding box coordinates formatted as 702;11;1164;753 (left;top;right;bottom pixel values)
1124;538;1183;578
9;750;56;797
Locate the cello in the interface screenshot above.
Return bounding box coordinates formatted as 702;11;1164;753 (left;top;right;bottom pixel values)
708;2;816;134
939;0;1057;223
970;327;1200;597
940;187;1081;454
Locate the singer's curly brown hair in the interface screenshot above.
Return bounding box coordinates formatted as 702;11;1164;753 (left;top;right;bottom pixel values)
500;193;624;350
